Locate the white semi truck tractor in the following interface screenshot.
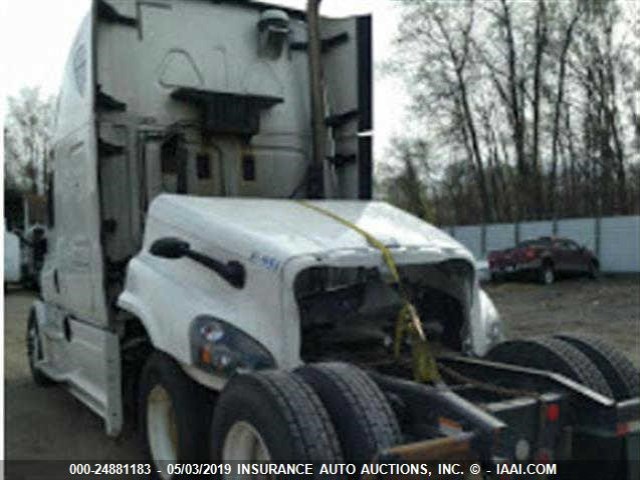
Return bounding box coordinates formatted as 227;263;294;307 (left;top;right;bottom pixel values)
29;1;639;479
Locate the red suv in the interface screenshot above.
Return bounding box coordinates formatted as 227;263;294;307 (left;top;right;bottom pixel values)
488;236;599;285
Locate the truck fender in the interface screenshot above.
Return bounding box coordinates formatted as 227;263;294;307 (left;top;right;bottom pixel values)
118;293;230;393
181;363;227;392
118;295;228;393
117;291;164;352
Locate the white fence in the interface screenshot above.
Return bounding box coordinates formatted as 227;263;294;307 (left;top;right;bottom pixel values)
445;215;640;273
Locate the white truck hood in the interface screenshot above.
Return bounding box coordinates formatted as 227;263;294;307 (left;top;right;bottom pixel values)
147;195;473;264
120;195;498;373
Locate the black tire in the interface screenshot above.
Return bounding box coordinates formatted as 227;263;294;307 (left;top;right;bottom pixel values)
554;334;639;400
138;351;213;479
26;309;55;386
295;362;402;466
538;263;555;285
210;370;343;476
487;337;612;397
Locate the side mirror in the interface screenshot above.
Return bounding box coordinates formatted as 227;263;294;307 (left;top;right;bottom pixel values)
150;237;190;259
149;237;245;289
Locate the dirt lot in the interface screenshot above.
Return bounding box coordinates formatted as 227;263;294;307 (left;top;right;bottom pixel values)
4;276;639;460
484;275;640;367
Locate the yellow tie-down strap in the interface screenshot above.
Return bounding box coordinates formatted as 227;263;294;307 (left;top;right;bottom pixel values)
298;201;440;382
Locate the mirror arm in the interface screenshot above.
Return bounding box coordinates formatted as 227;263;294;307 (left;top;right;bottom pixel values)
185;250;246;289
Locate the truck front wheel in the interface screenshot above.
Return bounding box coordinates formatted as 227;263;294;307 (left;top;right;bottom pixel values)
138;352;213;480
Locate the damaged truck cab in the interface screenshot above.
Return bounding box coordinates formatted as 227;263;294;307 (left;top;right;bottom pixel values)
29;1;638;478
122;195;503;374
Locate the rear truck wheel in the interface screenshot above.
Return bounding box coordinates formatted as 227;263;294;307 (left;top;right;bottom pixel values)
26;309;55;386
554;334;639;400
210;370;343;477
295;362;402;467
539;263;554;285
139;351;213;480
486;337;612;397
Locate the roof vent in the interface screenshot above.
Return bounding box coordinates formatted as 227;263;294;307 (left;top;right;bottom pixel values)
257;9;290;58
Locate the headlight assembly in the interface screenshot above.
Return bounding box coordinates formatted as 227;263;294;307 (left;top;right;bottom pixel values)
489;320;505;343
479;289;506;343
190;316;275;375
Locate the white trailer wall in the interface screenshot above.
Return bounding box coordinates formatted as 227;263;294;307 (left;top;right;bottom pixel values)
557;218;597;252
520;221;553;241
485;224;515;253
446;215;640;273
452;226;483;260
600;216;640;272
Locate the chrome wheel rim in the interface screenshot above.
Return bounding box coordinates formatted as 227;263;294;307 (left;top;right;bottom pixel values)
222;421;272;479
147;385;178;480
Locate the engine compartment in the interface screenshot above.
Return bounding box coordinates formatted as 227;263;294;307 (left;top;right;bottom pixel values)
296;259;473;378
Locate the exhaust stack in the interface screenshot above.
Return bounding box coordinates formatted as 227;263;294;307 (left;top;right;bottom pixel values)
306;0;326;199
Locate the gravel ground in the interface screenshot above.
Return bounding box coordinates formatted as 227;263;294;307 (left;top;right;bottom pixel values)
4;276;639;460
484;275;640;367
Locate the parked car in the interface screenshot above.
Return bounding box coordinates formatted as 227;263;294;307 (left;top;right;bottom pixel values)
488;236;599;284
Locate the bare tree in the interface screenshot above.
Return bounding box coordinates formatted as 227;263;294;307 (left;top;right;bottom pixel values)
4;87;56;195
569;1;630;214
379;138;434;221
480;0;531;217
548;1;582;216
382;0;638;225
391;1;494;222
530;0;548;217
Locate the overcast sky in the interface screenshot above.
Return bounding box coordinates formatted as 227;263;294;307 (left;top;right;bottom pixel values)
0;0;408;159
